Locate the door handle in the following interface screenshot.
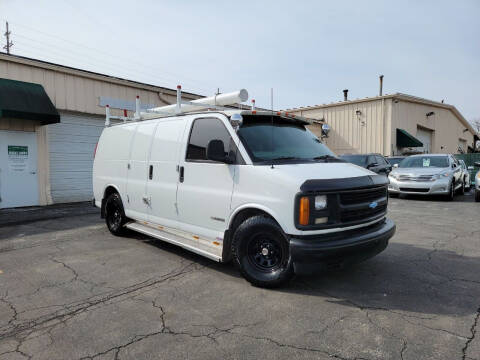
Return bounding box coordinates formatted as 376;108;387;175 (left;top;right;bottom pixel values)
179;166;184;183
149;165;153;180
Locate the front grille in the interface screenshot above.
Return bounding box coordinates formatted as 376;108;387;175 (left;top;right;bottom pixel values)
339;187;387;205
295;184;388;230
399;187;429;193
398;175;434;182
340;204;387;223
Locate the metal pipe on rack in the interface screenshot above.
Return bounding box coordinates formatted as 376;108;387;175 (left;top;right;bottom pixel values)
176;85;182;114
135;96;141;120
148;89;248;116
105;105;111;127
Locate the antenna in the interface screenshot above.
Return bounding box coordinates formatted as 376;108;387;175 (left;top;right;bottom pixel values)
3;21;13;54
271;88;274;169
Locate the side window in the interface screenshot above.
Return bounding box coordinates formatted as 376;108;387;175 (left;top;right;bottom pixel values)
367;155;376;165
376;155;386;165
186;118;233;161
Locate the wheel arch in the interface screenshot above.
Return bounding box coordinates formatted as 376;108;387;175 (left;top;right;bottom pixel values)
101;184;122;218
222;204;284;263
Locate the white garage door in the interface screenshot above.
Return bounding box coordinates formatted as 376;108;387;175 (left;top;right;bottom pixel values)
48;112;105;203
416;128;433;153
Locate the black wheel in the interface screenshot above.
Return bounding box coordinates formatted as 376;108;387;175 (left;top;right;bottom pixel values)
389;192;399;198
231;216;293;288
459;180;465;195
476;190;480;202
105;193;127;236
446;182;455;201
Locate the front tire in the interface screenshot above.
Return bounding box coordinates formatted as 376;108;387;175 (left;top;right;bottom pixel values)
476;190;480;202
459;180;465;195
232;216;293;288
105;193;127;236
446;182;455;201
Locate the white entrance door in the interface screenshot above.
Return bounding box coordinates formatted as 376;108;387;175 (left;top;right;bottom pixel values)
0;131;39;208
416;128;433;153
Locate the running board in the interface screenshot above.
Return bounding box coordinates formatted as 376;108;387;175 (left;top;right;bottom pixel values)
125;222;222;262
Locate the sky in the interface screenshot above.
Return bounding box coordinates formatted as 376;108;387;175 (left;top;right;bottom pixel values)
1;0;479;122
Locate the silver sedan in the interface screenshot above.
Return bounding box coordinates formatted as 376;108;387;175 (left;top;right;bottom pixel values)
388;154;463;200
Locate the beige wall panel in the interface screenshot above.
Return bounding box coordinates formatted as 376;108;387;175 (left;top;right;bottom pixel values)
391;101;474;154
54;72;67;109
295;99;387;155
0;57;201;118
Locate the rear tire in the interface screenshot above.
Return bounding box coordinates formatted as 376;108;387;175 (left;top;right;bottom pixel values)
105;193;127;236
232;216;293;288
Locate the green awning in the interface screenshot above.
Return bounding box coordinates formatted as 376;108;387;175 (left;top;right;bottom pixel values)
0;78;60;125
396;128;423;148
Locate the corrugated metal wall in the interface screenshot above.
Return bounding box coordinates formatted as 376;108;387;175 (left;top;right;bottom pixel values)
0;56;193;118
48;112;104;203
390;100;474;155
294;98;391;155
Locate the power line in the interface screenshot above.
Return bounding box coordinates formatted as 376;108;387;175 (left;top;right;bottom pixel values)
0;17;222;93
3;21;13;54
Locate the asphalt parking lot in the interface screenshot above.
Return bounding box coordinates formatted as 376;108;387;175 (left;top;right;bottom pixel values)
0;191;479;360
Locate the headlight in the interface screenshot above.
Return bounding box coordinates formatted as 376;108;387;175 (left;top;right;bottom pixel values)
433;172;450;180
315;195;327;210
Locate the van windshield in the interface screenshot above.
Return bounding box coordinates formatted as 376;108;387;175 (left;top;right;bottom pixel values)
237;117;338;163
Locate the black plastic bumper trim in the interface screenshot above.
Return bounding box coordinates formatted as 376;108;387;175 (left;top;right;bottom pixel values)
289;218;395;275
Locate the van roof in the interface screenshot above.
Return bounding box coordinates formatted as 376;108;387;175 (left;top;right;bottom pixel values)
121;109;317;127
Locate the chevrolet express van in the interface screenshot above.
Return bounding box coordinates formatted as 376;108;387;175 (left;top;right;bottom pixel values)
93;110;396;287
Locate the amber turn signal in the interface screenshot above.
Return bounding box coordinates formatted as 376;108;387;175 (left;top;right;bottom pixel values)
299;197;310;225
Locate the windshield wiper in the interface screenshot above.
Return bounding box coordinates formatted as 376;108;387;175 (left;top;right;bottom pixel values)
313;155;344;162
270;156;302;161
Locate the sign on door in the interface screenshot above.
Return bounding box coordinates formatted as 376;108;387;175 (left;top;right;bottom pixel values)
8;145;29;172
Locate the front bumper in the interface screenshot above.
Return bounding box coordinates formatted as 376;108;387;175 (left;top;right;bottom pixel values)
388;177;450;195
289;218;395;275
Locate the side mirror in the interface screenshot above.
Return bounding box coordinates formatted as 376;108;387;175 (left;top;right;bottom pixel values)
452;163;457;168
367;162;379;169
393;163;399;168
321;123;331;138
206;140;232;163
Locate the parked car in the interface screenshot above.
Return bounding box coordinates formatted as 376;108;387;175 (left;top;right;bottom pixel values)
93;105;396;288
388;154;464;200
340;153;392;175
386;156;406;167
458;159;471;189
474;162;480;202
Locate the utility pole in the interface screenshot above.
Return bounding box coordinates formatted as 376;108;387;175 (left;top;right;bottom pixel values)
3;21;13;54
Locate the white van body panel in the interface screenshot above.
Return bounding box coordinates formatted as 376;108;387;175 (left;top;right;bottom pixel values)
92;122;136;204
147;117;187;225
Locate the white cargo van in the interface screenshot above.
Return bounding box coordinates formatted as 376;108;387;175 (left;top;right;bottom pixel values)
93;92;395;288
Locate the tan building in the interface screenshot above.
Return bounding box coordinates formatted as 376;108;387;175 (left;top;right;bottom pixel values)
287;93;478;157
0;53;202;208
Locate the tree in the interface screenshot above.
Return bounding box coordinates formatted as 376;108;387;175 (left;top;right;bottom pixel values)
470;118;480;133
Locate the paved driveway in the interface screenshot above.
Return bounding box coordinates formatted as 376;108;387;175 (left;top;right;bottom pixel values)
0;192;479;360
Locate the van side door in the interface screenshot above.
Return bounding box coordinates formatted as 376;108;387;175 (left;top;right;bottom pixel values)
124;121;157;221
146;118;187;226
176;116;239;240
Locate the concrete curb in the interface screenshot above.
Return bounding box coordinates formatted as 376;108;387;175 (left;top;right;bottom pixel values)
0;202;99;228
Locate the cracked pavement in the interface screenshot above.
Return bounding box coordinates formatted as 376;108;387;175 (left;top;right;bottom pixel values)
0;192;479;359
